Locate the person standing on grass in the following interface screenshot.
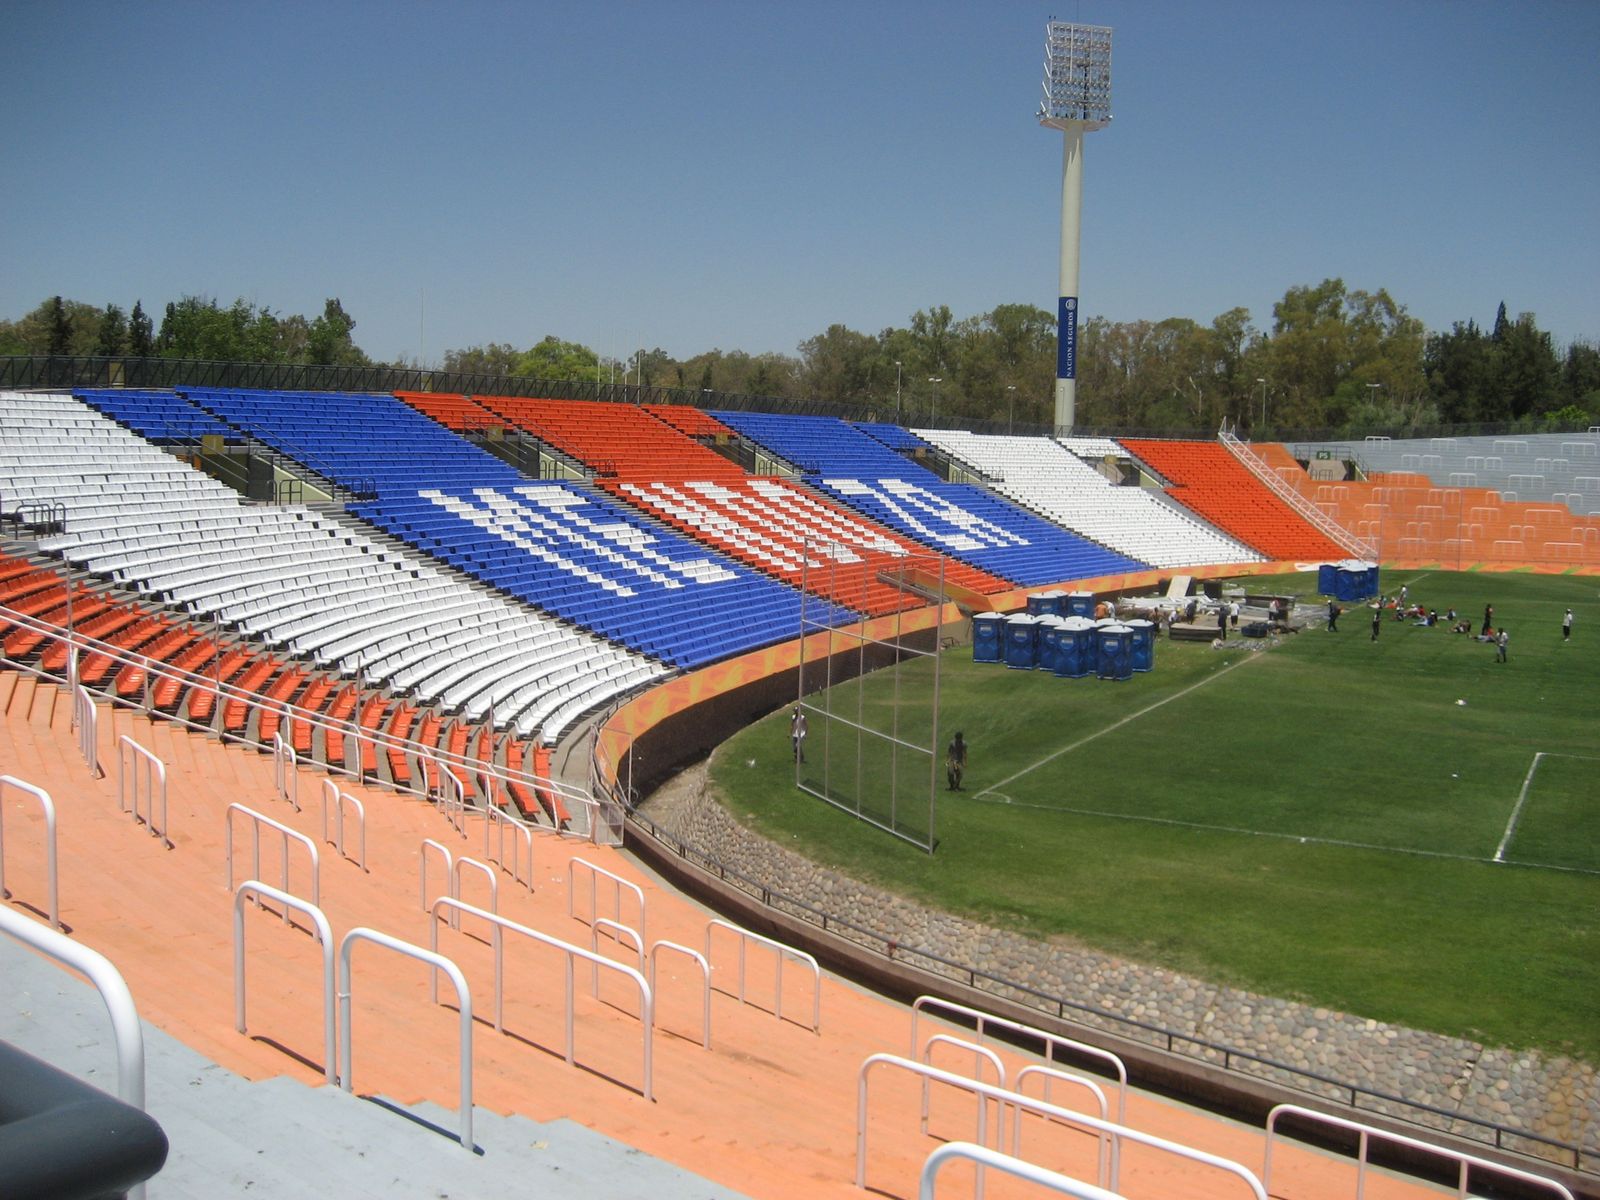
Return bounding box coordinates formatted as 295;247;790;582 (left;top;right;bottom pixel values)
1371;604;1381;642
1563;608;1573;641
946;731;967;791
1217;605;1227;640
790;706;807;763
1482;603;1494;637
1497;628;1509;663
1327;599;1339;631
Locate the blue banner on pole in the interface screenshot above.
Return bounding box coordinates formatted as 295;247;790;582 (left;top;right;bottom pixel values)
1057;296;1078;380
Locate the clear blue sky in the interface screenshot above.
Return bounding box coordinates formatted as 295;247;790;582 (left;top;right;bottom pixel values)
4;1;1596;365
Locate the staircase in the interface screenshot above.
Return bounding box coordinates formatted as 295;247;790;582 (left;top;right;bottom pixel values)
0;934;753;1200
1219;430;1377;559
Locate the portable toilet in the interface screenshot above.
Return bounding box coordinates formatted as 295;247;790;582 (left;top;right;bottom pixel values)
1041;590;1067;616
1096;623;1134;681
972;612;1004;663
1318;563;1338;595
1034;616;1063;672
1055;616;1095;678
1065;591;1096;618
1125;618;1156;672
1002;614;1038;670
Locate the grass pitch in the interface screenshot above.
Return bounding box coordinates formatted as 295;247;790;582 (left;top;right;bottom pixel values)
709;569;1600;1061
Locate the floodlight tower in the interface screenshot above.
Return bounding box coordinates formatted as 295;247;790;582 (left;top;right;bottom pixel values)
1038;20;1112;432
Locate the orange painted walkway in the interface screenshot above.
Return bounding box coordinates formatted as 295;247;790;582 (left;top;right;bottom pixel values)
0;671;1451;1200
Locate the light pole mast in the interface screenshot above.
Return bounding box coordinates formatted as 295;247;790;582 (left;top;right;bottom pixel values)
1038;21;1113;434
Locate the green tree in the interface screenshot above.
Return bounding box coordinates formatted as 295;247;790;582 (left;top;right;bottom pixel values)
94;304;128;356
1561;341;1600;416
444;343;521;377
797;323;876;406
128;300;153;357
306;298;368;366
46;296;73;356
514;335;598;381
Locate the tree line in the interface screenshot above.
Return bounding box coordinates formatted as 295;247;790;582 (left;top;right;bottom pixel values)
4;285;1596;435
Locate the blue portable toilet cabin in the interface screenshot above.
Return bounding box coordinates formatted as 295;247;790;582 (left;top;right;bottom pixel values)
1065;591;1096;618
1035;616;1064;672
1125;618;1156;672
1096;623;1134;681
1003;614;1039;670
1033;590;1066;616
1055;616;1096;678
1318;563;1338;595
972;612;1004;663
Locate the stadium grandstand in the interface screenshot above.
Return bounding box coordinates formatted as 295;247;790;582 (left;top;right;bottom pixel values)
2;383;1597;1199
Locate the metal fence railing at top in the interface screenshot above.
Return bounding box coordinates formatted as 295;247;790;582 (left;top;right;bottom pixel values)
622;808;1593;1179
0;602;602;844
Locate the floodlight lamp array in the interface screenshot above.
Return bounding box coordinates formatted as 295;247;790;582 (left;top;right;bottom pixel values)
1038;21;1113;131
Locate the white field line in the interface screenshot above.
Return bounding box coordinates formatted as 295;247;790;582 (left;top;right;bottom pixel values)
974;653;1260;800
973;786;1600;876
1494;750;1600;865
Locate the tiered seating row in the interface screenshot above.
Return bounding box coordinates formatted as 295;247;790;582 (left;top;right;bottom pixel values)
353;483;859;668
185;388;528;494
1302;432;1600;516
187;388;859;667
1255;445;1600;566
397;394;1007;616
75;388;236;444
4;392;664;740
1119;439;1348;562
916;429;1261;569
712;412;1151;586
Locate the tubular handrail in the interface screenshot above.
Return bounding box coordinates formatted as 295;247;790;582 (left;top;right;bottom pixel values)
857;1052;1267;1200
73;682;99;775
1013;1064;1112;1181
483;803;534;891
427;895;654;1101
1263;1103;1576;1200
920;1142;1128;1200
233;880;336;1085
648;939;711;1050
1220;429;1376;557
339;926;473;1151
590;916;644;998
0;904;146;1110
318;778;366;870
272;732;301;812
116;735;170;848
705;916;822;1033
0;603;601;839
911;994;1128;1139
452;854;499;918
224;803;320;921
919;1033;1006;1140
0;774;59;929
569;855;646;943
420;838;456;927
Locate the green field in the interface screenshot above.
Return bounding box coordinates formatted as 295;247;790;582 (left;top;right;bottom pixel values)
709;569;1600;1061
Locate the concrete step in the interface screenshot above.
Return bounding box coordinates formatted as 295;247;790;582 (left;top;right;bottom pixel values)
1;931;753;1200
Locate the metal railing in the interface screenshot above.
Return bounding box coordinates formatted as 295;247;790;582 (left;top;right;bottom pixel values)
225;803;320;920
705;916;821;1034
233;881;336;1085
0;774;59;930
116;735;171;848
1263;1104;1577;1200
919;1142;1128;1200
857;1052;1268;1200
427;896;654;1101
339;926;474;1151
1220;429;1376;558
0;602;594;842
